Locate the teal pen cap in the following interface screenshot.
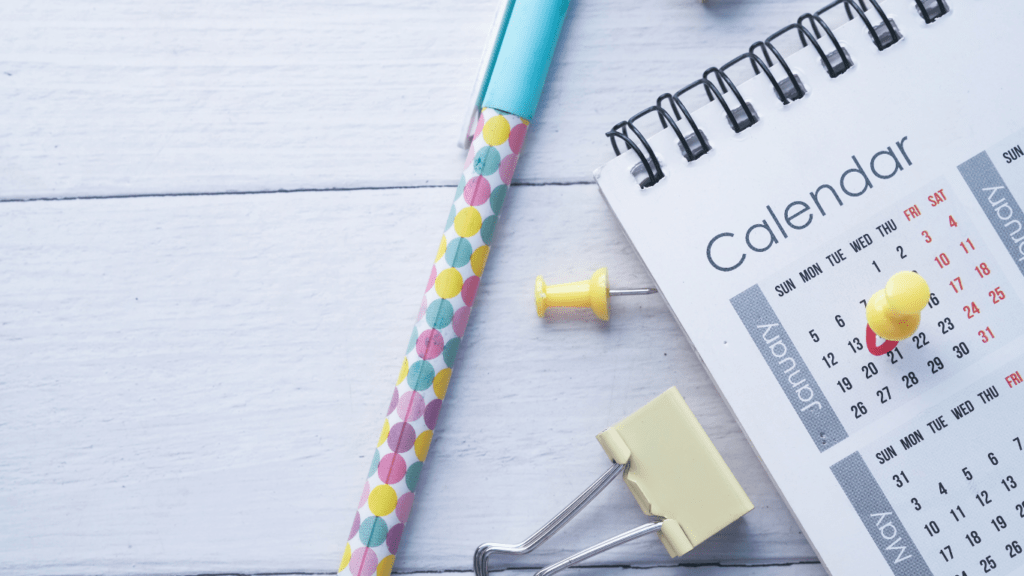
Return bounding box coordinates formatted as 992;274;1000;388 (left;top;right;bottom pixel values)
481;0;570;121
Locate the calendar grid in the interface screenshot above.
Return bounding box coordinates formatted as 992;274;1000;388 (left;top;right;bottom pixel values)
732;162;1024;575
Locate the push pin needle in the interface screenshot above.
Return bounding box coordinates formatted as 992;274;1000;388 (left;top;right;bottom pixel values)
535;267;657;321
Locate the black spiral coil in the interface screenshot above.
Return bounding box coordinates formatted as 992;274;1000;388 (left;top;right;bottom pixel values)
607;0;950;188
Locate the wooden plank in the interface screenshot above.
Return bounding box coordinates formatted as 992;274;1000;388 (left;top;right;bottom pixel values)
1;0;834;198
193;568;827;576
0;185;818;575
406;567;827;576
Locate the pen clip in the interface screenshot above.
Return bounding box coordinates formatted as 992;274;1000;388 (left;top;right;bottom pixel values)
458;0;517;149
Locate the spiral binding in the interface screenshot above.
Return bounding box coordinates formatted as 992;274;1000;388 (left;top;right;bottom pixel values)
607;0;950;188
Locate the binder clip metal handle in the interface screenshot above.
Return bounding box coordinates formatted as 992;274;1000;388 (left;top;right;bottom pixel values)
474;388;755;576
535;520;664;576
474;462;667;576
473;462;625;576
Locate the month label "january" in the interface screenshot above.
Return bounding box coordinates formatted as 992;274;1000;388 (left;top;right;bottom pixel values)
732;144;1024;575
734;179;1024;446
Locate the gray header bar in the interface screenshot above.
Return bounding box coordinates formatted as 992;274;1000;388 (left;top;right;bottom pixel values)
831;452;933;575
958;152;1024;279
730;285;847;452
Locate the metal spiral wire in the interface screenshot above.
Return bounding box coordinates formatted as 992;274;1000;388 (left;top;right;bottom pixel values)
607;0;949;189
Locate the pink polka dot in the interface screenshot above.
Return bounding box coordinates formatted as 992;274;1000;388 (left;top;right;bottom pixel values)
358;481;370;508
378;453;408;485
509;123;527;155
461;275;480;307
387;422;416;453
397;391;425;421
463;176;491;206
474;112;486;138
416;329;444;360
417;294;428;321
424;399;442;430
452;305;471;337
387;388;399;415
349;512;361;540
396;492;415;523
499;154;518;186
387;523;404;554
426;265;437;292
350;547;378;576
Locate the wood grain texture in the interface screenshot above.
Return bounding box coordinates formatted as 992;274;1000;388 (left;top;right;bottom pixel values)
0;0;851;573
183;568;825;576
2;0;830;198
159;569;827;573
392;568;824;576
0;186;823;575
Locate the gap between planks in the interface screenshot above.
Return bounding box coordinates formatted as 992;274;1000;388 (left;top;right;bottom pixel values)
136;563;826;576
0;181;595;204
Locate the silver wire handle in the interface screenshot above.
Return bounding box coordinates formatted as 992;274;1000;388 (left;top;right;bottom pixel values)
473;462;625;576
534;521;664;576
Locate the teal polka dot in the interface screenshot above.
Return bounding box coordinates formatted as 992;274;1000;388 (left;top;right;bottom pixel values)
473;146;501;176
480;215;498;246
407;360;435;391
445;205;456;229
455;175;466;200
490;184;507;214
407;327;418;354
425;299;454;329
359;516;388;547
368;449;381;478
442;337;461;367
406;461;423;492
445;237;473;268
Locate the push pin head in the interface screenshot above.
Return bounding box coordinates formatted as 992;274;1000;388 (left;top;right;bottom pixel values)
866;271;930;341
535;267;656;321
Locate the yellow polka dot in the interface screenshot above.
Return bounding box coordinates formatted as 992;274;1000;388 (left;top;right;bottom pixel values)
397;358;408;386
377;420;389;447
454;207;482;238
415;430;433;462
377;555;396;576
434;268;463;299
433;368;452;400
483;115;511;146
368;484;398;516
435;235;447;263
340;543;352;571
471;245;489;277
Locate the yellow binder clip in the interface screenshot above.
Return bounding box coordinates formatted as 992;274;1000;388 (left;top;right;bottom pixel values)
474;387;753;576
535;267;657;320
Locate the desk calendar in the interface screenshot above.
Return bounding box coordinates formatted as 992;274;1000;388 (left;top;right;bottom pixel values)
595;1;1024;574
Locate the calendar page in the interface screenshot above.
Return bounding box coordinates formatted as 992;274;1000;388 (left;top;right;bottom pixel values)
729;152;1024;575
595;2;1024;574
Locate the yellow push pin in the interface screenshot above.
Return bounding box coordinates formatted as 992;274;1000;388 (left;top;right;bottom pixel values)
535;267;657;321
866;271;931;341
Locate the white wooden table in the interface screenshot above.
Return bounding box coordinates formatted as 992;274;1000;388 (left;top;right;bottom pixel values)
1;1;840;574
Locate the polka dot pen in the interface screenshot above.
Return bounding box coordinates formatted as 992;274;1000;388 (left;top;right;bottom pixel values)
340;109;526;576
339;2;570;576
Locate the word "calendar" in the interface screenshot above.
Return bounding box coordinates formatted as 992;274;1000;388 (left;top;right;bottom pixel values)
732;145;1024;575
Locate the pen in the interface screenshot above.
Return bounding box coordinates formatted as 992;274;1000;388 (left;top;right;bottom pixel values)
339;2;571;576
